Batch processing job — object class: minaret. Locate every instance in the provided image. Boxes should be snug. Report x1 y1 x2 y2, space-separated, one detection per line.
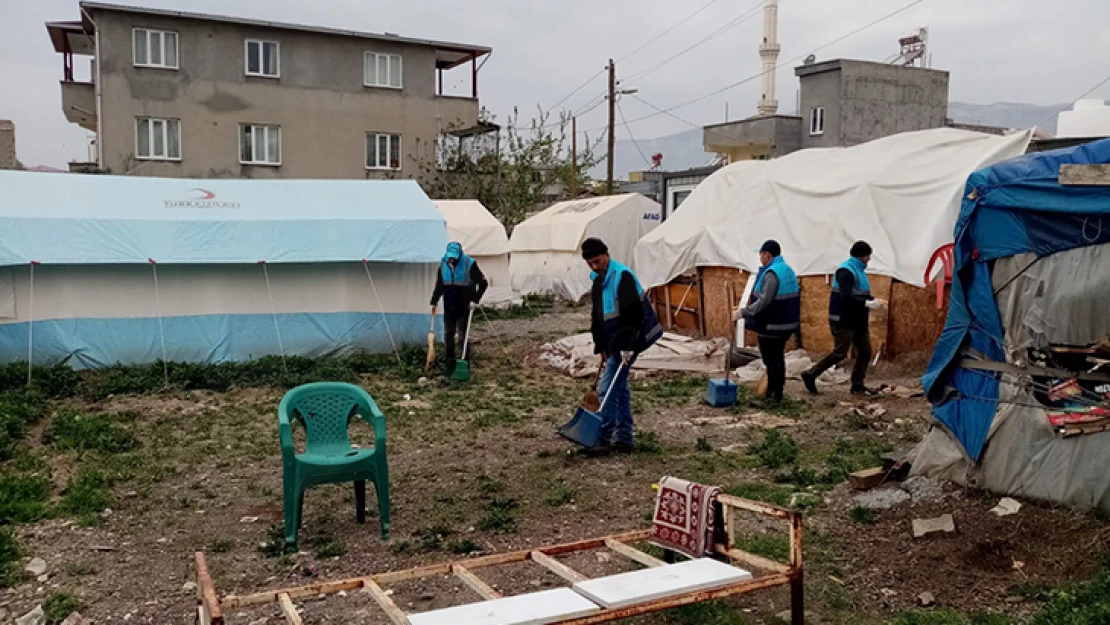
757 0 780 116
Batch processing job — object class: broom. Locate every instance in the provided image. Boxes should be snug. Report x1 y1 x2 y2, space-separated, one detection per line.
424 307 436 372
580 364 603 412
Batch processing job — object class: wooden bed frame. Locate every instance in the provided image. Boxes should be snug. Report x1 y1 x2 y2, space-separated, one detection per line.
195 493 804 625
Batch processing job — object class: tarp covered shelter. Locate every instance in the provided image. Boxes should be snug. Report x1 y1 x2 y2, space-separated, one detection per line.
0 171 447 368
913 138 1110 511
632 129 1032 354
434 199 520 306
510 193 662 301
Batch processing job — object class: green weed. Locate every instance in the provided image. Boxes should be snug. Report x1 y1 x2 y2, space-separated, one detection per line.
892 610 1011 625
259 525 295 558
63 561 98 577
0 529 22 589
0 473 51 524
208 537 235 554
634 431 664 454
1032 567 1110 625
849 505 876 524
544 481 577 507
478 497 519 534
45 409 139 454
666 599 748 624
60 468 111 525
43 591 84 624
747 430 799 470
696 437 713 453
734 534 790 562
823 437 893 484
389 540 413 555
724 483 795 507
447 539 482 555
313 539 347 558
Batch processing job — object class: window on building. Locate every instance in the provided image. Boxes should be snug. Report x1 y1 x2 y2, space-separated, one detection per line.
366 133 402 170
364 52 403 89
133 28 178 69
135 117 181 160
245 40 280 77
810 106 825 136
240 124 281 165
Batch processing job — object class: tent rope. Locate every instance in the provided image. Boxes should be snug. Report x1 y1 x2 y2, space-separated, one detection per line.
26 262 37 386
149 260 170 388
362 260 401 365
478 306 511 356
260 262 288 374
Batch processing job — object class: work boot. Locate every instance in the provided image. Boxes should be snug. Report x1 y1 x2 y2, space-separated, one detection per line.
613 441 635 454
850 384 877 396
801 371 819 395
582 441 612 458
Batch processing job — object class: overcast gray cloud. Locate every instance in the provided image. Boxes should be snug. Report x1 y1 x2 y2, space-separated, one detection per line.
2 0 1108 168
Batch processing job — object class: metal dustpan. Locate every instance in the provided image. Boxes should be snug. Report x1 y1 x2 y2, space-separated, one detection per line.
558 362 624 448
451 307 476 381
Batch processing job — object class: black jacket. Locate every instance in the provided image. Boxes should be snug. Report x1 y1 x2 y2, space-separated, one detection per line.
430 261 489 316
590 271 643 355
832 267 870 329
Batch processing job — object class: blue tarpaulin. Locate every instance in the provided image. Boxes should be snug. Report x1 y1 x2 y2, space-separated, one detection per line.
923 139 1110 461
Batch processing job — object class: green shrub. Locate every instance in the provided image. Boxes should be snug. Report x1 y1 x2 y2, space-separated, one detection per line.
823 436 893 484
0 390 47 460
724 483 794 507
849 505 876 524
1032 567 1110 625
43 591 84 624
60 469 111 525
478 497 519 534
0 529 22 588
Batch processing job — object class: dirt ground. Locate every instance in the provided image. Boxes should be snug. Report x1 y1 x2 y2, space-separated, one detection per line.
2 308 1108 624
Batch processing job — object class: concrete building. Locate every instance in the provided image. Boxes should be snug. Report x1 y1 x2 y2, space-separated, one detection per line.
621 165 721 221
47 2 491 179
704 59 950 163
0 121 16 170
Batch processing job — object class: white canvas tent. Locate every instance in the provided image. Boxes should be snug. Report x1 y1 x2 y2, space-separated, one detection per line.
633 128 1033 289
434 199 520 306
510 193 662 300
0 171 447 368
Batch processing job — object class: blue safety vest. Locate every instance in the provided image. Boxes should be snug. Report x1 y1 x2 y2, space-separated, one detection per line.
745 256 801 336
828 257 871 325
593 260 663 354
441 242 474 287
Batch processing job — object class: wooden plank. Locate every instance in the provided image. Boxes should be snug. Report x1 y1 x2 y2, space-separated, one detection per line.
222 530 651 609
604 539 665 568
279 593 303 625
452 564 502 600
664 286 673 330
713 545 790 574
959 358 1110 383
1060 163 1110 186
557 573 792 625
849 467 886 490
194 552 223 625
717 494 793 519
531 551 589 583
364 579 411 625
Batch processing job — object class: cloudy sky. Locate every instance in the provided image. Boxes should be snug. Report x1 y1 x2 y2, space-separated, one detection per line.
2 0 1108 167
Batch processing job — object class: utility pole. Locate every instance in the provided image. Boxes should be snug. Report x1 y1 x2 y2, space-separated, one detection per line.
606 59 616 194
571 116 578 197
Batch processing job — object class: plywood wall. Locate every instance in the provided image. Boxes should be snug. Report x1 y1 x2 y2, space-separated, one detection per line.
888 280 950 355
699 266 749 342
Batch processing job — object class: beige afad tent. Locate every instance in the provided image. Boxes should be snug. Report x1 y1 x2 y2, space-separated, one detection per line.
509 194 663 301
434 200 521 307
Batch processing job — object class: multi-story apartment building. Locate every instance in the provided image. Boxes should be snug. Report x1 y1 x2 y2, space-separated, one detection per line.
47 2 491 179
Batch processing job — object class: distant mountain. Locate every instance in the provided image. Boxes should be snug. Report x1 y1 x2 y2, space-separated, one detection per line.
596 102 1068 180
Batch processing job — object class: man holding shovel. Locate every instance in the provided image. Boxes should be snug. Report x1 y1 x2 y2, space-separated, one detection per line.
582 237 663 454
733 240 800 404
430 242 488 377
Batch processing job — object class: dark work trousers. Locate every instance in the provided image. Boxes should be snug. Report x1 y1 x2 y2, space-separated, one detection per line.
758 335 788 402
808 325 872 386
442 309 470 369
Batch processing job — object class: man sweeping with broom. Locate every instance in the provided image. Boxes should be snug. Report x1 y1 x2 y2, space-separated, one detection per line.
581 237 663 454
430 242 488 378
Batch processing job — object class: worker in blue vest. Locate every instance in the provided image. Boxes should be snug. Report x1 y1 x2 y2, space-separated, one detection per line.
430 242 488 376
582 237 663 454
802 241 886 395
732 240 800 403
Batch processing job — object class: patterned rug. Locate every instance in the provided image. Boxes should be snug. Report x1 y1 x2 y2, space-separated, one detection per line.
649 476 721 559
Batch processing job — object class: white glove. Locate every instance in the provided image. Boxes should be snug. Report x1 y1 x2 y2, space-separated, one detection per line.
469 301 478 310
865 299 886 310
620 350 634 364
732 309 743 321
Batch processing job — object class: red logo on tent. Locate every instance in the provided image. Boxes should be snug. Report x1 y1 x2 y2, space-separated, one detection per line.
189 188 216 200
164 189 240 209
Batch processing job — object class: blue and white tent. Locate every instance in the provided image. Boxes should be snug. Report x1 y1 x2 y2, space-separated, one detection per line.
0 171 447 368
912 139 1110 511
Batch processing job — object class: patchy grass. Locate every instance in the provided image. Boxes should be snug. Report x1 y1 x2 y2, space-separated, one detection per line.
63 561 98 577
695 437 713 453
0 528 22 589
45 409 139 454
724 483 795 507
747 430 799 470
413 524 454 552
544 480 577 507
207 537 235 554
634 430 664 454
664 600 748 624
892 610 1012 625
259 525 294 558
849 505 876 524
1032 566 1110 624
478 497 519 534
43 591 84 624
0 472 51 524
313 538 348 559
0 390 47 460
823 436 893 484
734 534 790 562
447 538 482 555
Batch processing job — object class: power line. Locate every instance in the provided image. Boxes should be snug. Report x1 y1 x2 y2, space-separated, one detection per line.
617 99 652 167
623 0 764 84
583 0 927 134
1029 74 1110 131
616 0 725 64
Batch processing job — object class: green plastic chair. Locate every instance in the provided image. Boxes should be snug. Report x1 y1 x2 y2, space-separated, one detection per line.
278 382 390 546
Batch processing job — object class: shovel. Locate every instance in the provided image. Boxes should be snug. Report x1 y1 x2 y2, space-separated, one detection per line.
558 360 625 448
424 307 437 372
451 306 477 381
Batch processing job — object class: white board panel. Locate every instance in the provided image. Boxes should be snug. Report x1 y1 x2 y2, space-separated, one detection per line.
407 588 600 625
571 558 753 609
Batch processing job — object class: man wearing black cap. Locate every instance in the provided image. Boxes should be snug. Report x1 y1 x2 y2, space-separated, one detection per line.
581 237 663 453
732 240 800 403
801 241 886 395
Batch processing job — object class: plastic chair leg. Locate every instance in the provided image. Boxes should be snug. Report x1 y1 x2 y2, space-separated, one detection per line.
354 480 366 524
374 477 391 539
284 486 304 546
